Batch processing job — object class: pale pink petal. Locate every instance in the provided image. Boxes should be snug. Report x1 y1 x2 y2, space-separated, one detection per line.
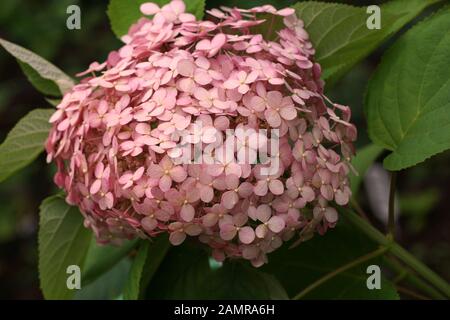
196 39 211 51
202 127 217 143
141 217 157 232
138 136 159 146
225 163 242 177
169 0 185 14
147 164 164 179
220 224 237 240
160 156 173 170
178 78 195 92
49 109 63 123
269 179 284 195
277 8 295 16
193 87 209 100
135 123 151 135
269 77 284 85
211 33 226 48
194 70 212 85
255 224 268 238
238 84 250 94
195 56 210 69
133 167 145 180
169 231 186 245
223 79 240 90
254 180 268 196
90 179 101 194
335 189 349 205
321 184 334 201
179 12 195 22
118 173 132 185
224 174 239 189
302 186 315 202
207 164 223 176
177 59 194 77
324 207 338 223
256 204 271 222
140 3 160 15
265 109 281 127
202 213 219 227
180 204 195 222
103 193 114 209
272 199 288 212
57 118 70 131
200 186 214 203
239 227 255 244
94 162 105 179
186 188 200 202
250 96 266 112
184 224 202 236
159 175 172 192
280 106 297 120
221 191 239 209
268 216 285 233
238 182 253 197
170 166 187 182
247 206 258 221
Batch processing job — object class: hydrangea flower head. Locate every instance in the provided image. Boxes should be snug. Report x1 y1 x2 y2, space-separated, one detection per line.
46 0 356 267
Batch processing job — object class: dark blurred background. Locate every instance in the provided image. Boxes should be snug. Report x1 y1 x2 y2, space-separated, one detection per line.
0 0 448 299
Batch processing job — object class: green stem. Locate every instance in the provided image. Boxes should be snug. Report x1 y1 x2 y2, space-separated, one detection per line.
395 285 430 300
343 208 450 298
390 242 450 298
293 247 388 300
383 255 445 299
388 171 397 238
350 197 370 221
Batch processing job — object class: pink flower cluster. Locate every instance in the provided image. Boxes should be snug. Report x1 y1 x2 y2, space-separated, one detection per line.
46 0 356 267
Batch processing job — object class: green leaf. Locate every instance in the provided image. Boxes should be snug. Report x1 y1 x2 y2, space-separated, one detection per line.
185 0 205 21
145 243 209 299
107 0 205 38
294 0 440 84
249 13 285 42
350 144 384 196
262 217 399 299
75 258 131 300
38 196 92 300
82 238 138 286
123 236 170 300
18 61 60 96
146 243 287 299
200 262 289 300
366 7 450 171
0 38 74 95
0 109 53 183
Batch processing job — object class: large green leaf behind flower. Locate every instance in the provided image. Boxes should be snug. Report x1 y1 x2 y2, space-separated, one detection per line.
262 217 399 299
0 109 53 183
294 0 441 84
39 196 92 300
0 38 74 95
107 0 205 38
366 7 450 170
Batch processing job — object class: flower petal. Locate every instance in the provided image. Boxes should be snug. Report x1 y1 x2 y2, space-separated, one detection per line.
269 179 284 195
268 216 285 233
220 224 237 240
238 226 255 244
169 231 186 246
180 204 195 222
